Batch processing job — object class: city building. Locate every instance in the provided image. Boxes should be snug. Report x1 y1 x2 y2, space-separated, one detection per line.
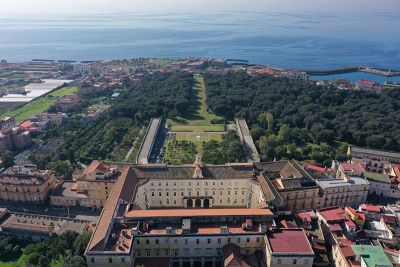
332 245 392 267
355 80 383 92
317 206 358 246
336 162 366 180
256 161 320 211
36 112 68 125
347 145 400 172
316 178 369 208
0 117 31 153
0 208 88 242
0 165 57 204
363 171 400 198
51 161 120 208
264 228 314 267
53 94 82 112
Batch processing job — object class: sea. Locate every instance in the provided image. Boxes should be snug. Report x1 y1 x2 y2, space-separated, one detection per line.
0 11 399 82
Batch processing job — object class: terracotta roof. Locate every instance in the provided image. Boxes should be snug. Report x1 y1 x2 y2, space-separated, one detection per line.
340 246 355 258
341 162 365 173
267 228 314 254
86 167 137 252
359 204 381 213
223 244 250 267
125 208 272 218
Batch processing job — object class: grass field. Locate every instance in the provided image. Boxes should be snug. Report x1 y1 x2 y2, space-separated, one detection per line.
167 76 225 132
2 86 78 122
174 132 224 154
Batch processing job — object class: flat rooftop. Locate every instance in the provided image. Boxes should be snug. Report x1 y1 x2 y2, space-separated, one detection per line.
52 181 89 198
137 118 161 164
267 228 314 254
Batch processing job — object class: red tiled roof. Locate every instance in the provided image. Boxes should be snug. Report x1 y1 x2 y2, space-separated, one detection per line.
298 213 312 223
318 206 349 223
303 162 328 173
267 229 314 254
359 204 381 213
340 246 355 258
341 162 365 173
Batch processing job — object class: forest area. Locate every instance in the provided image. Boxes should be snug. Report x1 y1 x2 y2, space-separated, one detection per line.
204 71 400 165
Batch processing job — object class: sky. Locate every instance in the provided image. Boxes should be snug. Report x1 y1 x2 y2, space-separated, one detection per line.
1 0 399 14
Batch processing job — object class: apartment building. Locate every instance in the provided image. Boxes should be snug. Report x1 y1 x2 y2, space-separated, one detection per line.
347 145 400 172
316 178 369 208
0 165 56 203
0 117 31 153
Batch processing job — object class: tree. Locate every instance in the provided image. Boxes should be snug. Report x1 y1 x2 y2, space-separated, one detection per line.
258 112 274 131
62 255 87 267
1 150 14 168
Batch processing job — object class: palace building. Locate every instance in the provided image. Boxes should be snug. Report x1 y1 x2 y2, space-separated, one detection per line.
84 159 316 267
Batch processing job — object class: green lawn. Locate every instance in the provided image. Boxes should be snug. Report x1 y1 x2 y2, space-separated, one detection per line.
175 132 224 154
2 86 78 122
167 76 225 132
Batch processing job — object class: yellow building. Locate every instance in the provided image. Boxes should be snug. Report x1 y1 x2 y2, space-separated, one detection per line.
50 161 119 208
0 165 56 204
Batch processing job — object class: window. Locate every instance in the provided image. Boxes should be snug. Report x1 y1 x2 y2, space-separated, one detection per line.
277 259 282 264
256 237 260 243
174 191 176 196
156 250 160 256
305 259 309 264
194 248 201 255
174 239 178 245
136 240 140 245
237 238 240 243
146 239 149 245
138 250 141 256
183 248 190 256
164 249 169 256
155 239 159 244
146 250 151 256
159 192 162 196
218 238 221 244
91 258 94 263
293 259 297 264
109 258 112 263
174 249 179 257
246 238 250 243
151 192 155 197
196 239 200 244
227 238 231 243
228 191 231 195
207 239 211 244
206 248 212 256
235 191 238 195
185 239 188 245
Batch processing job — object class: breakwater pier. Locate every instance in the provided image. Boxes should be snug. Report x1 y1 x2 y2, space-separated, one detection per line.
303 66 400 77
